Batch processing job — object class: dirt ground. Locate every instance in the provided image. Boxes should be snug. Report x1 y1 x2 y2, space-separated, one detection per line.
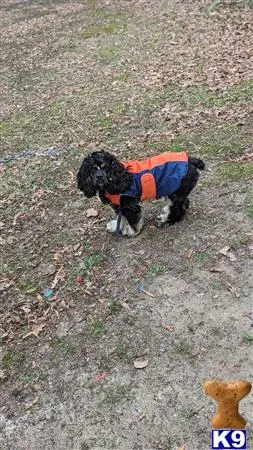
0 0 253 449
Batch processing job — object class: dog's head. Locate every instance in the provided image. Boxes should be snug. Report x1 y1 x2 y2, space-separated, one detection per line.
77 150 132 197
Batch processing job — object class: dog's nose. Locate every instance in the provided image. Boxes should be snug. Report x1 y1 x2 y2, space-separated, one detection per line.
93 170 107 186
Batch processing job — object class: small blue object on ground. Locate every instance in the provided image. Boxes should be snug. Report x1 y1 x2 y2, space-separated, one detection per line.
138 283 145 291
44 288 53 298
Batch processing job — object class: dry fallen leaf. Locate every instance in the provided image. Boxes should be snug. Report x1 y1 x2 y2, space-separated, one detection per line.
227 251 236 262
38 262 56 277
121 301 131 310
219 246 236 261
25 396 39 410
51 265 65 289
134 358 149 369
225 282 240 298
139 411 147 420
0 370 7 381
23 323 46 339
13 211 29 226
186 248 194 259
86 208 98 218
35 189 45 198
53 252 62 262
219 245 230 256
164 325 174 332
209 267 225 273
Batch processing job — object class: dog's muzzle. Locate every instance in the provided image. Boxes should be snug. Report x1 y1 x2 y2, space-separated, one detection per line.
93 169 107 188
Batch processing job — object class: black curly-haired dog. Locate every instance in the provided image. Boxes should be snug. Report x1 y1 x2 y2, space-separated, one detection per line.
77 150 205 237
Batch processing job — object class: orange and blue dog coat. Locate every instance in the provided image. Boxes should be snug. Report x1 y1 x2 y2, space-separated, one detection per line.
104 151 189 206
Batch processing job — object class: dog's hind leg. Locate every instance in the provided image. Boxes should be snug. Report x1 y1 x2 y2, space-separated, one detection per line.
166 197 190 224
157 164 199 226
167 164 199 225
156 200 172 228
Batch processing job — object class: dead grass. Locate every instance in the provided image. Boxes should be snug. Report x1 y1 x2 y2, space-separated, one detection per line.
1 1 253 447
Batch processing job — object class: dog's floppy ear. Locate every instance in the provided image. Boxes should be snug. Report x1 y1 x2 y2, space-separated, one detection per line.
77 157 97 198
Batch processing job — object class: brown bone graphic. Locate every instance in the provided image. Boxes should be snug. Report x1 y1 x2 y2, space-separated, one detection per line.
204 379 252 429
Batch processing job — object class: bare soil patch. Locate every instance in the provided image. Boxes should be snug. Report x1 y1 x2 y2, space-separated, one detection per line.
0 1 253 449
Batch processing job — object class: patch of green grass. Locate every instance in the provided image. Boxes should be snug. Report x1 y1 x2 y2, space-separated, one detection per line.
108 300 122 315
0 263 15 278
20 373 37 384
98 43 120 63
162 80 253 110
114 103 128 117
247 207 253 218
180 261 194 274
173 341 192 355
101 385 131 405
231 234 250 249
91 318 105 337
243 185 253 218
0 107 59 153
170 140 190 152
226 80 253 104
20 281 39 294
50 338 75 355
211 327 224 336
245 188 253 218
146 39 158 50
143 142 165 154
149 265 166 276
195 251 211 263
183 85 222 108
114 71 132 82
116 343 129 359
243 333 253 344
208 0 221 12
183 408 200 419
0 95 87 155
96 438 118 449
2 348 22 370
0 119 13 138
81 254 103 272
50 99 69 116
97 114 114 130
0 112 34 140
202 137 245 157
170 123 250 158
217 163 253 181
38 373 49 382
211 281 223 290
83 21 127 39
196 60 204 74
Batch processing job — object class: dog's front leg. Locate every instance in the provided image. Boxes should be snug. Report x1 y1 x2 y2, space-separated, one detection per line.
106 204 122 234
119 196 143 237
107 196 143 237
98 193 121 234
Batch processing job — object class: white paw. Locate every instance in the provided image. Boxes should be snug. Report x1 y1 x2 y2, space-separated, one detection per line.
121 217 144 237
157 204 170 226
106 219 118 233
106 216 143 237
121 224 137 237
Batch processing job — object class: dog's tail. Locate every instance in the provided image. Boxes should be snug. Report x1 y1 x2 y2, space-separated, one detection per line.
188 156 205 170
